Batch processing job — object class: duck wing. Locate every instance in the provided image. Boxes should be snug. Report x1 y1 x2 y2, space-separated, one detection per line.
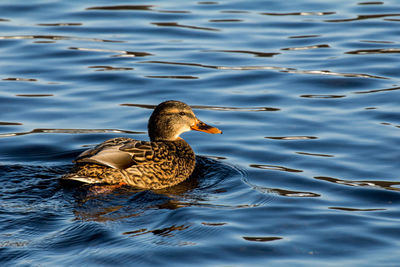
75 137 167 170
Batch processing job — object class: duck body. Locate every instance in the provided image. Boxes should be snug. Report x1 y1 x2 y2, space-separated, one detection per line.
63 100 221 189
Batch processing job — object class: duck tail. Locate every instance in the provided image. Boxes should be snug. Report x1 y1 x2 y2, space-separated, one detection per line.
61 173 99 184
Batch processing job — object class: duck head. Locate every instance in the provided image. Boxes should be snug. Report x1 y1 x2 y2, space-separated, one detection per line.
148 100 222 141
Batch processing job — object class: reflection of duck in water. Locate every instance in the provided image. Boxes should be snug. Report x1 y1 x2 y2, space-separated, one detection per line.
63 100 222 189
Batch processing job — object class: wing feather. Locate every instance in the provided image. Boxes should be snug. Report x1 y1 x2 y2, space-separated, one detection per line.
74 137 171 170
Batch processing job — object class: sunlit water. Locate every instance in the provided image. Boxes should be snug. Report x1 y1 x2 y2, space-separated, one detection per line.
1 0 399 266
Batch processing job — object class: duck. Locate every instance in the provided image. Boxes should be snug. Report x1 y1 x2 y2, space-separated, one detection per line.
62 100 222 189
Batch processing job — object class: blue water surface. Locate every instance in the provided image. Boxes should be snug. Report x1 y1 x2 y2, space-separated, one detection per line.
0 0 399 266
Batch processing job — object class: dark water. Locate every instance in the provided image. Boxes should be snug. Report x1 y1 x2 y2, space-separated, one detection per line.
1 0 399 266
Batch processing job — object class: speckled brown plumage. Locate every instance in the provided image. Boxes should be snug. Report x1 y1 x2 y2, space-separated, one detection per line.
62 100 221 189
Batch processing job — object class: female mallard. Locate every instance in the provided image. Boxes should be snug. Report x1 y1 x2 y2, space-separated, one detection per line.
63 100 222 189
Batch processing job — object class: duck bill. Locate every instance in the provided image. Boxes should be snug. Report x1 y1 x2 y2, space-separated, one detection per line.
191 119 222 134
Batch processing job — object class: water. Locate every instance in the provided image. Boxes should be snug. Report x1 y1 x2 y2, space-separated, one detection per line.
0 0 399 266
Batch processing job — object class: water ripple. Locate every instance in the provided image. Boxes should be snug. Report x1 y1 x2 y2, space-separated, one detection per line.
346 48 400 55
37 23 82 27
325 13 400 23
270 188 320 198
328 207 385 212
315 176 400 192
0 35 122 43
274 189 319 197
265 136 318 140
86 5 154 11
353 86 400 94
89 66 134 71
0 128 143 138
2 77 37 82
281 44 330 51
242 236 282 242
261 12 335 16
282 69 388 80
249 164 303 173
210 50 280 57
141 60 389 79
15 94 54 97
357 2 384 5
209 19 243 22
145 75 198 79
300 94 346 98
151 22 219 32
123 224 191 238
86 5 190 14
0 121 23 126
69 47 151 57
296 152 335 158
289 34 320 39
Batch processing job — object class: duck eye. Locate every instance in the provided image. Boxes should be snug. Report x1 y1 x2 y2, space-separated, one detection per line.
179 111 186 116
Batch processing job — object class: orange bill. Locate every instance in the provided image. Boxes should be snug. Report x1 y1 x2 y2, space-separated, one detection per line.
191 119 222 134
